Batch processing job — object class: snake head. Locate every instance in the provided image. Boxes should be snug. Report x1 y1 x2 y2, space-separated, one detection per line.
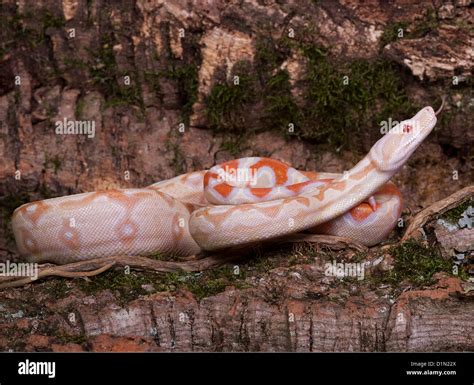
369 106 437 172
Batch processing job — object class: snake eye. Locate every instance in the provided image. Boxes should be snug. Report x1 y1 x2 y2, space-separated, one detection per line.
402 124 412 133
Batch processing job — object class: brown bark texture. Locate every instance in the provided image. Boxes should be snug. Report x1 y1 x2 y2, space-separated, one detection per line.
0 0 473 352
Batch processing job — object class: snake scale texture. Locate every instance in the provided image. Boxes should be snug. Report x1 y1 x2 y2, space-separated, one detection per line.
11 107 437 264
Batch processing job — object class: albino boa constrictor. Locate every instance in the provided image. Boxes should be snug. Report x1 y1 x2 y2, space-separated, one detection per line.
12 107 437 264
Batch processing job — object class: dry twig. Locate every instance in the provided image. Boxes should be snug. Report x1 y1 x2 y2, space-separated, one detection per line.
276 233 368 252
401 185 474 242
0 251 244 289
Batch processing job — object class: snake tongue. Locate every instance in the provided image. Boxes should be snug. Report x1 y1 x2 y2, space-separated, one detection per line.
367 196 377 211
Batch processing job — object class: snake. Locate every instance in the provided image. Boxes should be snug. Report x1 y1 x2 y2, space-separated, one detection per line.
11 106 437 264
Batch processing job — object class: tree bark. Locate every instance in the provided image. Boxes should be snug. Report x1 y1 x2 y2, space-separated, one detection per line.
0 0 473 352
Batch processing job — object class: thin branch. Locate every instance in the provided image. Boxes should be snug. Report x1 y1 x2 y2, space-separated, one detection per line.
0 251 245 289
401 185 474 242
0 263 115 289
276 233 368 252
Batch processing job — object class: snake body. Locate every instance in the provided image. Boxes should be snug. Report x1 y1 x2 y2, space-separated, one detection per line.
12 107 437 264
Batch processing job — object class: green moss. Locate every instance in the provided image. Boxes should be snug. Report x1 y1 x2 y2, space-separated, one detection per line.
254 36 289 75
0 9 65 53
262 70 300 131
380 10 439 50
243 243 314 272
64 243 370 303
41 10 65 31
75 97 85 119
205 38 297 137
349 251 371 264
380 21 409 48
372 240 452 287
297 46 414 149
143 72 163 98
104 79 143 111
288 251 314 267
89 36 144 111
219 135 248 157
176 265 250 300
90 42 116 86
43 154 62 174
43 279 71 299
76 264 250 303
141 64 198 123
204 39 414 152
440 198 473 225
159 64 199 124
153 246 309 302
410 9 439 38
57 333 87 345
0 12 36 53
111 145 118 157
72 244 289 303
205 64 256 134
63 58 88 72
77 269 160 304
165 140 186 175
38 183 54 199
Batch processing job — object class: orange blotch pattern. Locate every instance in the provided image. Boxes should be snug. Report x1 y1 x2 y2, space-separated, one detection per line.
327 181 346 191
172 213 185 242
300 171 319 180
250 187 272 198
376 183 402 198
19 228 39 254
350 162 376 181
250 158 289 185
17 201 50 226
203 171 219 187
115 219 139 247
349 203 379 222
214 183 233 198
286 181 312 193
